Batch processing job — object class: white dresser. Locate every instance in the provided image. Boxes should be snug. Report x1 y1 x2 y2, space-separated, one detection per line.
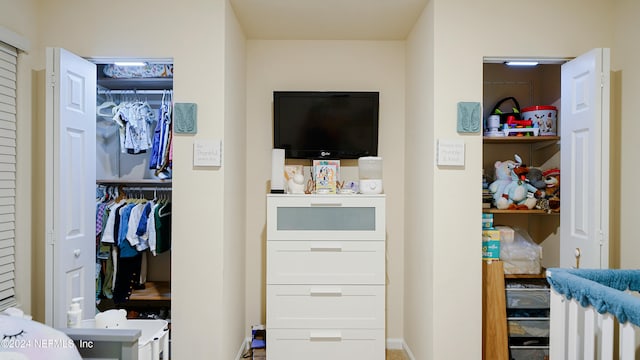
266 194 386 360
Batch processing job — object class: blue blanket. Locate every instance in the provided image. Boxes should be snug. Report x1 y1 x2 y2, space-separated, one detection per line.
546 268 640 327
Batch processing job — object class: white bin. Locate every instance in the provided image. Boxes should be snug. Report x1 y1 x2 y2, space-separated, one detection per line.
80 319 169 360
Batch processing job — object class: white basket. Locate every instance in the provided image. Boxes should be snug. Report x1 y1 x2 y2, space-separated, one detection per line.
81 319 169 360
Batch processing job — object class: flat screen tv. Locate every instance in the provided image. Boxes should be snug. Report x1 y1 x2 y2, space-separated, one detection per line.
273 91 379 159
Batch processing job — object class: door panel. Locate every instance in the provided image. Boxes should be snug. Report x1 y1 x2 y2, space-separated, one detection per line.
45 48 96 327
560 48 610 269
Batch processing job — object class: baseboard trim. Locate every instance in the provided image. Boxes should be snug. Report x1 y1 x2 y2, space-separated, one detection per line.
237 336 414 359
234 337 251 360
386 338 404 350
402 339 417 360
387 338 416 360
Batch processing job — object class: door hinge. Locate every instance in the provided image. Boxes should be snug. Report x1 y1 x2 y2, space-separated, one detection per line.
598 230 605 246
49 72 56 88
47 230 55 246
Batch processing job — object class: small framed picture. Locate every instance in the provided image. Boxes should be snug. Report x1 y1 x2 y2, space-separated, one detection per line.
313 160 340 194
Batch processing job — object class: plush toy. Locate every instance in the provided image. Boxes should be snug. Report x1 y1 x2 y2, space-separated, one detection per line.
525 167 547 192
488 155 539 210
95 309 128 329
287 172 305 194
543 168 560 212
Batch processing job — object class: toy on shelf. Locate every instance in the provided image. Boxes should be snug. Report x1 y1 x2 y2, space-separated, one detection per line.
503 115 539 137
535 168 560 213
488 154 544 210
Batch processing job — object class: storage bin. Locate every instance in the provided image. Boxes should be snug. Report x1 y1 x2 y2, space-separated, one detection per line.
506 289 550 309
79 319 169 360
508 318 549 338
509 346 549 360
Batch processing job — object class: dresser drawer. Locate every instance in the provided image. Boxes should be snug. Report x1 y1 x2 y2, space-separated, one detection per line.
266 328 385 360
267 241 385 285
267 195 385 241
267 285 384 329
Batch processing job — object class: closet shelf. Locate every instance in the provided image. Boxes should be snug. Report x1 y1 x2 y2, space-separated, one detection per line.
483 136 560 144
97 77 173 91
483 209 558 215
505 270 547 279
129 281 171 301
97 179 172 186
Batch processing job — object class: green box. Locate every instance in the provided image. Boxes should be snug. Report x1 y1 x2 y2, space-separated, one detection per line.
482 229 501 260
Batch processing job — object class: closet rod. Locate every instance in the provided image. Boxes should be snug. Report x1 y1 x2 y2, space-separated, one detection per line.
121 186 172 192
97 89 171 95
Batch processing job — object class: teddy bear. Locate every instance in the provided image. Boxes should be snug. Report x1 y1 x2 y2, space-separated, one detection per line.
488 155 539 210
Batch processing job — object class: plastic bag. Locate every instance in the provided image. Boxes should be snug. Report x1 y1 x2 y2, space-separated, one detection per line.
500 227 542 274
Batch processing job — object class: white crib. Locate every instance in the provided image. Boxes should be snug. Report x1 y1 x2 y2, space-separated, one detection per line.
546 268 640 360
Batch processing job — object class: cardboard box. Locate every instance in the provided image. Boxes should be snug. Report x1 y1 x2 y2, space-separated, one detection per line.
482 229 501 260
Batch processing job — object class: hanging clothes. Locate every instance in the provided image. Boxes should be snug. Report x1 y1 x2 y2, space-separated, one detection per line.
149 90 173 178
95 185 171 303
113 99 155 154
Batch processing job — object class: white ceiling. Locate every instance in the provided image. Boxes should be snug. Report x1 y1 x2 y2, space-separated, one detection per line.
230 0 429 40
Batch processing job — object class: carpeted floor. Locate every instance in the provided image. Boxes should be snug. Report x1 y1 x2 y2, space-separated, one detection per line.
386 349 409 360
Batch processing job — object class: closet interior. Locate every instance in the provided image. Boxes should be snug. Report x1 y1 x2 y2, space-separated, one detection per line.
94 61 173 323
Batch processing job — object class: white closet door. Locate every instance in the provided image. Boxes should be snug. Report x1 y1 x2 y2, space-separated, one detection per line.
560 48 610 269
45 47 96 327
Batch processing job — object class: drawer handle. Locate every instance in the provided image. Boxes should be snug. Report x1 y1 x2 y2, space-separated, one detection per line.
309 331 342 342
309 243 342 252
310 245 342 252
310 288 343 297
310 202 343 207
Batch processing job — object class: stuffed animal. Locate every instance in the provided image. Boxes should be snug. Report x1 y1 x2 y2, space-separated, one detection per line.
95 309 128 329
543 168 560 212
525 167 547 192
488 155 538 210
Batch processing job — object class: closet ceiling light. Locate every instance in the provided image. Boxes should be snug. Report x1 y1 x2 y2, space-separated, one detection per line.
114 61 147 67
504 61 539 67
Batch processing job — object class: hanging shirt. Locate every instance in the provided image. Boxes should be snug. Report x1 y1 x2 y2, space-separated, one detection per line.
114 101 154 154
155 202 171 254
101 201 126 244
118 203 139 258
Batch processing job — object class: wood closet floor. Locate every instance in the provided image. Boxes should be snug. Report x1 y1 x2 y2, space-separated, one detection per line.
386 349 409 360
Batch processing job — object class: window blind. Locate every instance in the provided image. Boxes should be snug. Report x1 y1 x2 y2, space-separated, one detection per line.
0 41 17 310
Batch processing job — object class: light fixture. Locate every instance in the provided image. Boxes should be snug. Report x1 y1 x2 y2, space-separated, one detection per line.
114 61 147 67
504 61 539 67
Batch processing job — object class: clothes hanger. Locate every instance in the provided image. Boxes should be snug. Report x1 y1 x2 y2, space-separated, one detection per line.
96 90 117 117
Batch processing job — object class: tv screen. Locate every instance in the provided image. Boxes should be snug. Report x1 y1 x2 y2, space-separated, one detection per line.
273 91 379 159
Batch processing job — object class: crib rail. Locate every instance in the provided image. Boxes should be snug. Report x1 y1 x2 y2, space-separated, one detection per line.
546 268 640 360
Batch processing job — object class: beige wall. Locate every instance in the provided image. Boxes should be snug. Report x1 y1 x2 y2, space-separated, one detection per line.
244 40 406 339
2 0 248 358
0 0 39 318
613 0 640 269
404 0 615 358
404 1 435 358
223 2 248 357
